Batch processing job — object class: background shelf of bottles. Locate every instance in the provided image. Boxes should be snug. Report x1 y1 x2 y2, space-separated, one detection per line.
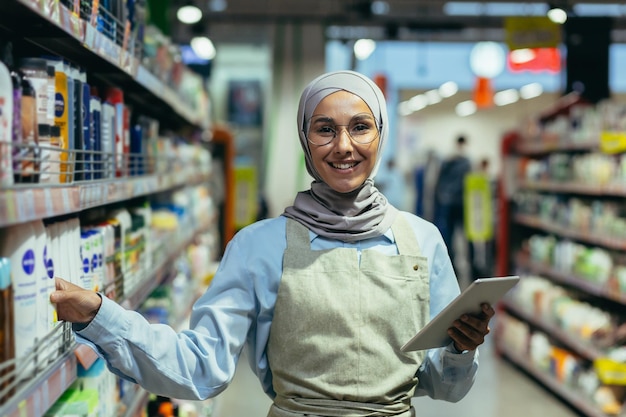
0 0 210 130
0 140 212 227
0 208 217 416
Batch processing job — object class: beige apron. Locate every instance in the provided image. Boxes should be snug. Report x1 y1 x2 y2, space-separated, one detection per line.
267 216 430 417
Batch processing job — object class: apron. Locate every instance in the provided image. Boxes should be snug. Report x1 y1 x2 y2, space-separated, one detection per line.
267 216 430 417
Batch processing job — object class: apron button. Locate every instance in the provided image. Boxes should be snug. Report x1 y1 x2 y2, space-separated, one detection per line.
413 265 419 271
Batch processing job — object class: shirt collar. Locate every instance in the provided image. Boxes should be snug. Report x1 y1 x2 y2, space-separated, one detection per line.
309 228 396 243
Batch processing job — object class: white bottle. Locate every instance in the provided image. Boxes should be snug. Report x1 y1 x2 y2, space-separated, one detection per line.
30 220 50 368
0 222 38 379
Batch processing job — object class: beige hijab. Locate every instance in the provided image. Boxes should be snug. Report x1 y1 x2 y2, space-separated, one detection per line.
283 70 398 242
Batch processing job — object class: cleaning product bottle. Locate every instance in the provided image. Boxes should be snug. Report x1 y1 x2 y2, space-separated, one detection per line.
0 59 13 187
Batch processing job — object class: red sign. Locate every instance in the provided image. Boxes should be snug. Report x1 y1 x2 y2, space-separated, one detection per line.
507 48 561 73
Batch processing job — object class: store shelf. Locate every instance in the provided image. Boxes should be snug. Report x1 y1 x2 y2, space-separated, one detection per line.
501 300 604 361
514 213 626 251
515 252 626 306
1 350 78 417
0 215 215 415
518 180 626 197
0 0 209 130
0 170 210 228
497 339 607 417
516 138 598 155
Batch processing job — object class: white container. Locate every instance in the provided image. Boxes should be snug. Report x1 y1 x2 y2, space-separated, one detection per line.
0 222 38 379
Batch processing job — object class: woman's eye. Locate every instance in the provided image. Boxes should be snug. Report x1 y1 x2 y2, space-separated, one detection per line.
318 126 335 135
352 123 370 133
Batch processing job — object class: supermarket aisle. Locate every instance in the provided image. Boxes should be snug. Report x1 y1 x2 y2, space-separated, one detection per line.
212 331 577 417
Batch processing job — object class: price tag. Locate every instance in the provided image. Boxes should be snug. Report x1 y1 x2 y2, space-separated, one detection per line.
594 357 626 385
600 131 626 154
84 20 97 50
61 187 71 213
44 188 54 216
18 400 27 417
33 387 42 417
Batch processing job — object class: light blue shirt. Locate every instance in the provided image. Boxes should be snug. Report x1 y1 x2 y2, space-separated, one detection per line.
76 212 479 404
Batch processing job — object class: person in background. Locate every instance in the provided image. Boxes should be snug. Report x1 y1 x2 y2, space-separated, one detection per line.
375 158 408 209
466 158 496 280
413 149 440 223
434 135 472 277
50 71 494 417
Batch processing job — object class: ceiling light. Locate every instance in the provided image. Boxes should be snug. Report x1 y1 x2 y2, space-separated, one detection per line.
469 42 506 79
494 89 520 106
509 49 536 64
177 4 203 24
438 81 458 98
425 89 442 104
573 3 624 16
398 101 414 116
547 7 568 24
191 36 216 60
456 100 477 117
444 2 548 16
354 39 377 60
520 83 543 99
408 94 428 111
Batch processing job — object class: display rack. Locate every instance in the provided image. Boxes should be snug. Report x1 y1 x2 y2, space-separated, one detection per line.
496 96 626 416
0 0 216 415
0 0 209 131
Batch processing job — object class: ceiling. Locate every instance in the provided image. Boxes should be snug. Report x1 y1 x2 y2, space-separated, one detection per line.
171 0 626 44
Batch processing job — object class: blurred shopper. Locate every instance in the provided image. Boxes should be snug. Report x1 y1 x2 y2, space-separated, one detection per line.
435 135 472 276
414 149 440 222
465 158 495 280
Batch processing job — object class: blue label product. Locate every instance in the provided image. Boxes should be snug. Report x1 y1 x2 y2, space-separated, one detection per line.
90 95 102 179
130 123 143 176
31 220 51 368
81 78 92 181
72 76 83 181
101 101 115 179
52 63 70 183
0 222 38 380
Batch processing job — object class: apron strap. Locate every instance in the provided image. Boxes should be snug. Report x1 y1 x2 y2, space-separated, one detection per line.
390 214 422 256
286 218 312 251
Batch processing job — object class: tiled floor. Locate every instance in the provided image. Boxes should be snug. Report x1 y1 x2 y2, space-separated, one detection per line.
212 333 578 417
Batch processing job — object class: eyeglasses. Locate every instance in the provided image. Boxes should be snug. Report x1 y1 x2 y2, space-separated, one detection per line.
305 113 380 146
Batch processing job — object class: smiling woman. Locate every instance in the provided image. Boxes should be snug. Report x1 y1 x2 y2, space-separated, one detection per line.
51 70 494 417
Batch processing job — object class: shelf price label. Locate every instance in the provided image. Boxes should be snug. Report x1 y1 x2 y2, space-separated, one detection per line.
600 131 626 154
594 357 626 385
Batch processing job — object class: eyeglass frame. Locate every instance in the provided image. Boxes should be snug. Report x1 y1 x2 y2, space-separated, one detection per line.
303 113 382 146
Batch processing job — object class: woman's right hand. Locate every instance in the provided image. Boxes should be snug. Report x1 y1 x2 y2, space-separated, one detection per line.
50 277 103 324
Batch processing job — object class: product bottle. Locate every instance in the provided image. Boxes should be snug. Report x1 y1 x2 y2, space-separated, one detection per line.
0 257 15 402
0 222 38 380
0 59 13 187
16 77 40 183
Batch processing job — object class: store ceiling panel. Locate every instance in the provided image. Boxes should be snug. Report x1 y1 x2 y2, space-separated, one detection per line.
172 1 626 44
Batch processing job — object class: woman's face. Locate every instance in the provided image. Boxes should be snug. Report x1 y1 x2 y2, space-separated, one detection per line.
308 91 380 193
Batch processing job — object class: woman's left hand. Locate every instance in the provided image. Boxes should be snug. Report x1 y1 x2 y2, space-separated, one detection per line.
447 303 495 352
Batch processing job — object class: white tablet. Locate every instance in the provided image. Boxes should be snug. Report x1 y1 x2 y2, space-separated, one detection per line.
400 276 520 352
